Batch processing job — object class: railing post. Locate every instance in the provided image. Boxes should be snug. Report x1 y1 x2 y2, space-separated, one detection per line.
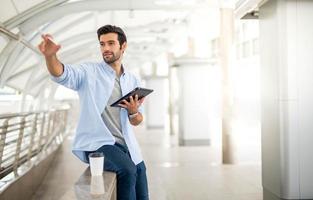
63 110 68 135
44 111 55 152
13 116 26 176
55 110 64 144
37 112 46 154
54 111 60 144
0 119 9 170
44 111 52 152
51 111 57 146
58 110 66 143
27 113 38 166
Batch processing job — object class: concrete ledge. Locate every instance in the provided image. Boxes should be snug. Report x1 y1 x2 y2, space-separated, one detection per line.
0 147 59 200
59 168 116 200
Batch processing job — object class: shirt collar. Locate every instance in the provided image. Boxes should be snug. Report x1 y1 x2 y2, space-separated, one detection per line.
102 61 126 77
121 65 126 76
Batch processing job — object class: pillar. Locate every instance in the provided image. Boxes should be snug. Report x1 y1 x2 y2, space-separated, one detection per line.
260 0 313 199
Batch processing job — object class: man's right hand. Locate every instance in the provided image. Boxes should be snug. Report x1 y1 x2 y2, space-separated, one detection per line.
38 34 64 77
38 34 61 57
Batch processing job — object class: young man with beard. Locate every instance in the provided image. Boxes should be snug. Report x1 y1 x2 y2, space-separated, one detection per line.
38 25 149 200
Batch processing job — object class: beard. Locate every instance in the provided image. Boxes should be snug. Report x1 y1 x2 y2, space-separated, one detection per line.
102 51 122 64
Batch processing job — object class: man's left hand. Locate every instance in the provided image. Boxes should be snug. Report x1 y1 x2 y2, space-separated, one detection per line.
118 95 145 114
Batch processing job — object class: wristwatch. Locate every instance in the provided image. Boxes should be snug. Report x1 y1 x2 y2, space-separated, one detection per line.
128 112 139 119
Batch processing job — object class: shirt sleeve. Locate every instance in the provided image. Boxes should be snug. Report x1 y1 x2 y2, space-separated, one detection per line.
50 63 86 91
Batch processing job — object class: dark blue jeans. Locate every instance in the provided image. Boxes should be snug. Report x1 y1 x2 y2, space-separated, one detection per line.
86 143 149 200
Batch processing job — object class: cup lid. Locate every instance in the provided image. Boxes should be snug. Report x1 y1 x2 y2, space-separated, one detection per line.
89 152 104 158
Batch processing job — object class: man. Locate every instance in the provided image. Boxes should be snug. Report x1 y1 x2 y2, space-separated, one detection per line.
38 25 149 200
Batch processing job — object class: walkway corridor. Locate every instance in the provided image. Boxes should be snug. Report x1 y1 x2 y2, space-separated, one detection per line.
32 126 262 200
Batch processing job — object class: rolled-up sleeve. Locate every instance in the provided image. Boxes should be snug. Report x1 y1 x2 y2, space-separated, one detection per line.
50 63 86 91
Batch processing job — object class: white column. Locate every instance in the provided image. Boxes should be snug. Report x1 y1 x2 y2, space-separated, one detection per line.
174 57 222 147
220 7 235 164
143 77 168 129
260 0 313 199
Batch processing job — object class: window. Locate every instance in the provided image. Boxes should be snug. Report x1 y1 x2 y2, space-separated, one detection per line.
252 38 259 55
242 41 251 58
210 38 219 58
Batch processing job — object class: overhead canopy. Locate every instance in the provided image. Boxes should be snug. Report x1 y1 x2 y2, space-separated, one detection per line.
0 0 219 97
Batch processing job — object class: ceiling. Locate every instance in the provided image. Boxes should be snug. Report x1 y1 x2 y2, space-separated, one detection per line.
0 0 222 98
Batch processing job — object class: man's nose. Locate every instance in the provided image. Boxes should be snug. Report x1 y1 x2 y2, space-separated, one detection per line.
101 45 110 51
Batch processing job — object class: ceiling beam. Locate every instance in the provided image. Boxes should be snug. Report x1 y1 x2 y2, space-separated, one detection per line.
18 0 200 34
0 26 41 54
4 0 70 30
21 61 46 97
6 64 37 82
8 12 93 67
0 44 25 87
0 40 19 76
40 12 94 38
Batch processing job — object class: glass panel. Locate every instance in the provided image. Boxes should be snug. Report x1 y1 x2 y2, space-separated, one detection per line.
0 35 9 54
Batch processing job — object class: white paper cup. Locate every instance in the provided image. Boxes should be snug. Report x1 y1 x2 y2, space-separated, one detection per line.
90 175 105 195
89 152 104 176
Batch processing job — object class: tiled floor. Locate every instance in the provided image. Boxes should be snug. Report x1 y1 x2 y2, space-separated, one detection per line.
32 126 263 200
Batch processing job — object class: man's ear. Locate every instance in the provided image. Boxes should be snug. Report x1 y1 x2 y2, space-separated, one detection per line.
121 42 127 53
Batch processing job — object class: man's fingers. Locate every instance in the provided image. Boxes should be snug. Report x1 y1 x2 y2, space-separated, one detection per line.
41 34 57 45
38 41 45 52
118 104 127 108
45 33 53 38
122 99 130 106
129 96 134 104
42 34 49 42
41 34 53 39
139 97 145 104
56 44 61 51
134 95 139 102
38 42 42 50
38 34 61 57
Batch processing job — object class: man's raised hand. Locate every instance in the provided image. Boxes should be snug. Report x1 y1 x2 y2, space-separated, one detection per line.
38 34 61 57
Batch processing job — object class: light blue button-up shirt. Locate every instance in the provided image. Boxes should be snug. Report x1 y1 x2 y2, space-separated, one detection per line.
50 61 144 165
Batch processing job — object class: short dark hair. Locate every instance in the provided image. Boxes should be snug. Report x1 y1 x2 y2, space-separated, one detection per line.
97 25 127 46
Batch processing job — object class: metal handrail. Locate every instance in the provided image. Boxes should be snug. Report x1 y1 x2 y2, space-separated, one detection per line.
0 26 41 55
0 108 69 180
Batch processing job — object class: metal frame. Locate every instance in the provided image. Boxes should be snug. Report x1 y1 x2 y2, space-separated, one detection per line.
0 40 19 78
0 109 69 180
18 0 197 34
0 14 97 91
6 64 37 83
18 60 46 98
0 43 24 87
4 0 70 30
0 26 41 54
1 1 190 101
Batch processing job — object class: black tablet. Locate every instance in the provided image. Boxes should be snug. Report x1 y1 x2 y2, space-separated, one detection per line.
110 87 153 107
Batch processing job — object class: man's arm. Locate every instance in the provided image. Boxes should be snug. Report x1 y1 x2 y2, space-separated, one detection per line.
128 112 143 126
38 34 63 77
119 95 145 126
38 34 85 91
45 54 63 77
